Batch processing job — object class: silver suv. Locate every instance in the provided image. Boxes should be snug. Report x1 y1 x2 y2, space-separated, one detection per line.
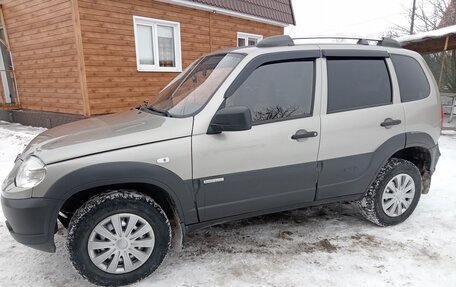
1 36 441 286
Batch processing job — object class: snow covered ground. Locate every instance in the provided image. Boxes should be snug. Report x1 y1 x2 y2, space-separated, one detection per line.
0 120 455 287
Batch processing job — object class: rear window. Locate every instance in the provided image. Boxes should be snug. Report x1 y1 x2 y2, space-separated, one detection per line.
327 59 392 113
391 54 430 102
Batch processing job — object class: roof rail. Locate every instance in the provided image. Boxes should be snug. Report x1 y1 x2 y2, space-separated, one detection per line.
377 37 402 48
293 36 383 42
256 35 294 48
256 35 401 48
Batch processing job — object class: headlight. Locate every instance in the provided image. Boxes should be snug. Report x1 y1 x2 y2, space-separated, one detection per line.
15 156 46 188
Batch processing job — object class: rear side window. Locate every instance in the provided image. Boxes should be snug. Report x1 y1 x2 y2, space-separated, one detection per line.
226 61 314 123
391 54 430 102
327 59 392 113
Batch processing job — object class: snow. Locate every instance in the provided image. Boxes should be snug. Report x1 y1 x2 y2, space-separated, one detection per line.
396 24 456 45
0 121 455 287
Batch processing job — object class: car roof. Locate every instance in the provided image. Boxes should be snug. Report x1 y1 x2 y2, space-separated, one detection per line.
215 36 420 59
226 44 407 57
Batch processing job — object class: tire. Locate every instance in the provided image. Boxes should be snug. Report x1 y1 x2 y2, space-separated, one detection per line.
357 158 422 227
67 190 171 286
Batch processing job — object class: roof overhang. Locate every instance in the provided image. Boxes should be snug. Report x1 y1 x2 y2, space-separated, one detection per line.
397 25 456 53
156 0 290 27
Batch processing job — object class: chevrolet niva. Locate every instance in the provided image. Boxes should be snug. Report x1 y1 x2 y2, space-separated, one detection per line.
1 36 441 286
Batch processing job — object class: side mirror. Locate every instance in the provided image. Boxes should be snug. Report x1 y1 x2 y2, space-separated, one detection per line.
208 106 252 134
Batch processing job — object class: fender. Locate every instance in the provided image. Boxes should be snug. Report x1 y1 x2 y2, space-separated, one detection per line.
45 162 199 225
405 131 440 174
405 131 437 149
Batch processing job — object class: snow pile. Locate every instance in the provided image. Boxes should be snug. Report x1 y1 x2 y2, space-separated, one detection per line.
0 122 455 287
397 24 456 45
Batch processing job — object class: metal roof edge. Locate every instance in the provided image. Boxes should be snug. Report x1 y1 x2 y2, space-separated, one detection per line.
157 0 291 27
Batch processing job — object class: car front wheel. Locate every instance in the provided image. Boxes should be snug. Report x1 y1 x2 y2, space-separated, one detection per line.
67 190 171 286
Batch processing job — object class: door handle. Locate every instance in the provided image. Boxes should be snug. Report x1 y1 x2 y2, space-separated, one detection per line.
380 118 402 128
291 129 318 140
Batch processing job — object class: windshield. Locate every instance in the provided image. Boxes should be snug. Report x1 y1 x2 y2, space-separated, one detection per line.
149 53 245 117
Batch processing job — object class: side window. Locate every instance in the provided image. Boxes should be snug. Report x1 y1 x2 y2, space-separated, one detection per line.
391 54 430 102
327 59 392 113
237 32 263 47
226 61 314 123
133 16 182 72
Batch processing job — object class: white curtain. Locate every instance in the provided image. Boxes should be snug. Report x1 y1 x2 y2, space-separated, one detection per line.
158 25 175 67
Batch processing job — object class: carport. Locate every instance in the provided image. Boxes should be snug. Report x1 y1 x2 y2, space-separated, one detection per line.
397 25 456 130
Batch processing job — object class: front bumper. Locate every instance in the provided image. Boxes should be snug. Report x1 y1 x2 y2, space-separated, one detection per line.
1 196 61 252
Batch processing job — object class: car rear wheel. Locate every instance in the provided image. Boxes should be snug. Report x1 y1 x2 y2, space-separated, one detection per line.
67 190 171 286
357 158 422 226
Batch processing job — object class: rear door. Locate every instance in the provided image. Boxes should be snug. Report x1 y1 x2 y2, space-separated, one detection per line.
192 51 322 221
316 50 406 200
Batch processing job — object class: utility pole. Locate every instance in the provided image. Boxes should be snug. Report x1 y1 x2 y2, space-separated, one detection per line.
410 0 417 34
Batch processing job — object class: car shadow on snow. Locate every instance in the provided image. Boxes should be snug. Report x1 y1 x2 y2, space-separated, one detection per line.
179 202 375 256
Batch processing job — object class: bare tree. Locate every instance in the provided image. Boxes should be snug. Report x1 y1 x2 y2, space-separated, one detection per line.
385 0 454 37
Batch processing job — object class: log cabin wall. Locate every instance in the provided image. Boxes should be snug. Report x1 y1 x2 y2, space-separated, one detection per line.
1 0 85 115
77 0 284 115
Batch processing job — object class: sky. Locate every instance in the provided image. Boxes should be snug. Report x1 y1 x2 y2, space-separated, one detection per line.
285 0 416 38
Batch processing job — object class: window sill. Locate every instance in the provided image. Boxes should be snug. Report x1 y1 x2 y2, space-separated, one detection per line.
137 67 182 73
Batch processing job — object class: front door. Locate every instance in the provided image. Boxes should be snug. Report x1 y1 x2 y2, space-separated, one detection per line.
193 55 321 221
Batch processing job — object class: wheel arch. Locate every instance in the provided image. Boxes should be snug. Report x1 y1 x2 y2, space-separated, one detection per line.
340 132 437 198
47 162 199 227
390 146 431 175
387 132 437 194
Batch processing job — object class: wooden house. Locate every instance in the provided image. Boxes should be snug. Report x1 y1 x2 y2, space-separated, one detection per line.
0 0 295 127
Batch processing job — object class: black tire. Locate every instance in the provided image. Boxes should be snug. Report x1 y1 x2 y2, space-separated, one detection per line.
67 190 171 286
357 158 422 227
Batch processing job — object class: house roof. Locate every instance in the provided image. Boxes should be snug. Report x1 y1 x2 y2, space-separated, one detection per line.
186 0 296 25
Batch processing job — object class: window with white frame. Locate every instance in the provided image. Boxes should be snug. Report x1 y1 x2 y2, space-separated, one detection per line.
133 16 182 72
237 32 263 47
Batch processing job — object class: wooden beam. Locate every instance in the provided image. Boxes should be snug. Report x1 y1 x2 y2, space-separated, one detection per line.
0 103 20 110
444 34 450 51
71 0 90 117
438 35 450 89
